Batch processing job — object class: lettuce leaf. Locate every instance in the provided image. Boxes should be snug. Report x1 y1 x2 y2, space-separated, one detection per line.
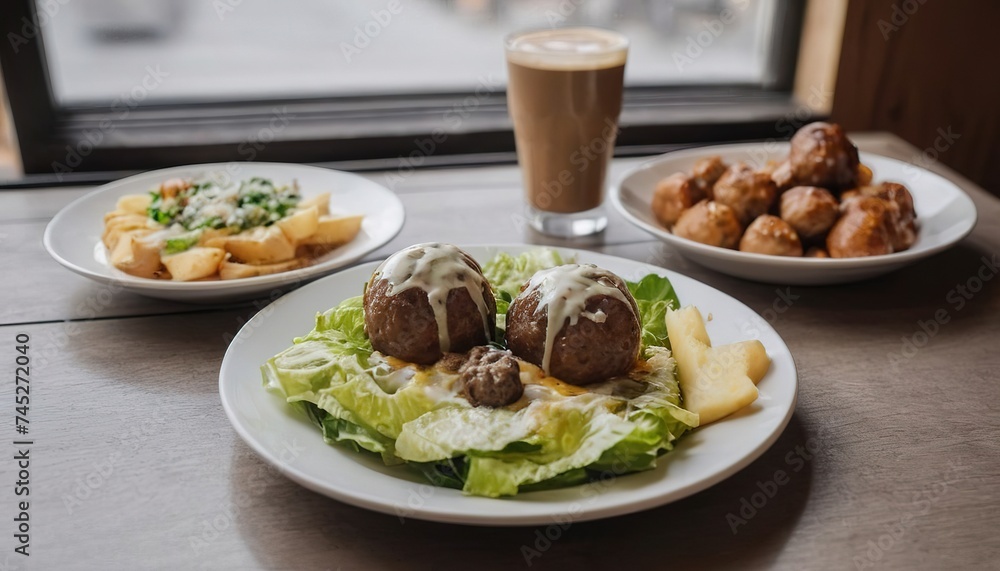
627 273 680 353
263 251 698 497
482 248 571 300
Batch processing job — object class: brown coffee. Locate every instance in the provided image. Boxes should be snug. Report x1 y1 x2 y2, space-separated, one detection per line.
505 29 627 215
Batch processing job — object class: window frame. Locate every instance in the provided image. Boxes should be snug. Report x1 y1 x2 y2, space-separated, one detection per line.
1 0 811 186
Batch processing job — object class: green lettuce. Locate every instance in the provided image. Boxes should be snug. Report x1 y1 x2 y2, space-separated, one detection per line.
264 250 698 497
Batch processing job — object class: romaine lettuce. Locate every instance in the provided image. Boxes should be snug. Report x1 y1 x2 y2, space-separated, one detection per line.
263 250 698 497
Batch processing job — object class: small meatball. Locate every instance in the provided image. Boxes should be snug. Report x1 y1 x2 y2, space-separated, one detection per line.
805 247 830 258
651 173 704 228
826 197 893 258
857 164 873 186
506 265 640 385
855 182 918 251
712 163 778 224
460 346 523 408
788 122 860 191
673 200 743 249
779 186 840 239
691 156 728 196
767 160 797 192
739 215 803 257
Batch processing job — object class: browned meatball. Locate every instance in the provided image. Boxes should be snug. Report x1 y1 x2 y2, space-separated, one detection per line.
788 122 860 191
857 164 873 186
768 160 797 192
691 155 728 196
651 173 705 228
673 200 742 249
506 265 640 385
459 346 523 408
712 163 778 224
739 215 803 257
826 197 893 258
364 243 496 365
779 186 840 239
805 247 830 258
855 182 918 251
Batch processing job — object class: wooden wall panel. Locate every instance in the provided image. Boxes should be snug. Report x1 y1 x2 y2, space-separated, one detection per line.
832 0 1000 195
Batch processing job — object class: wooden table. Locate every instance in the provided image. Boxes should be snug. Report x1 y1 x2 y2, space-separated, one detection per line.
2 133 998 570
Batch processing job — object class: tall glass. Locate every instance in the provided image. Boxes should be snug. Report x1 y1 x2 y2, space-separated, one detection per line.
505 27 629 237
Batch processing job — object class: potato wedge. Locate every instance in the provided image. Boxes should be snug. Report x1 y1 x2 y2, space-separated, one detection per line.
102 213 151 248
115 194 152 215
218 255 308 280
109 233 163 279
276 205 319 243
206 225 296 265
298 214 363 247
298 192 331 216
665 306 768 425
161 247 226 281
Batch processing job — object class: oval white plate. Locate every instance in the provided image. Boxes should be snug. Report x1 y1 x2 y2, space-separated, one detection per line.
43 162 405 302
611 143 978 285
219 245 797 526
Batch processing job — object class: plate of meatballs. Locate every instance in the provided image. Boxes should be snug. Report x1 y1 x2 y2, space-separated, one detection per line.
612 122 978 285
219 243 796 525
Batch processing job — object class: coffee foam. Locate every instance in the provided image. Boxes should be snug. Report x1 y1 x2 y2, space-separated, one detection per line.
505 28 628 71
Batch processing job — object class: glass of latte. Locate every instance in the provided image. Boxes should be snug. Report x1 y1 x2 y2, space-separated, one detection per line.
505 27 628 238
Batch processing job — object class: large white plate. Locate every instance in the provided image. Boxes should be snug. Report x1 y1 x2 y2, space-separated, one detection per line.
219 245 797 526
43 162 405 302
611 143 978 285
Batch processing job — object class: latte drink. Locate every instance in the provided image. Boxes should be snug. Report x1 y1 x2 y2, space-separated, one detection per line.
505 28 628 237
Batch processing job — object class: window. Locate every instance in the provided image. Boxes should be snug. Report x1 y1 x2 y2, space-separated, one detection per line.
1 0 807 181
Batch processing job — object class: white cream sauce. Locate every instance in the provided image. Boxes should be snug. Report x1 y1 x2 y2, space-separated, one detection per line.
520 264 635 375
373 243 491 353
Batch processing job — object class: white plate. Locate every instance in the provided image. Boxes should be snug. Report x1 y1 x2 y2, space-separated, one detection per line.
43 162 405 302
219 245 797 526
611 143 978 285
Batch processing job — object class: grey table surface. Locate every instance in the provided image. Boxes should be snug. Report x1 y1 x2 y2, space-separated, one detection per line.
1 133 998 570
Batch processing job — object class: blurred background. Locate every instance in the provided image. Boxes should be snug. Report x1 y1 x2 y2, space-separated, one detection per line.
1 0 997 195
42 0 776 103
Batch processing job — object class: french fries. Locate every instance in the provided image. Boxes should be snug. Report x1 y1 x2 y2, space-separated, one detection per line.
102 186 362 281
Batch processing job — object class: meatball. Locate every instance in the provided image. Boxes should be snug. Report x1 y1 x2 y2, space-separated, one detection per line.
506 264 640 385
856 182 917 251
826 197 893 258
651 173 705 228
768 160 797 192
805 247 830 258
459 346 523 408
673 200 742 249
364 243 496 365
779 186 840 239
739 215 803 257
788 122 860 191
691 155 728 196
712 163 778 224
